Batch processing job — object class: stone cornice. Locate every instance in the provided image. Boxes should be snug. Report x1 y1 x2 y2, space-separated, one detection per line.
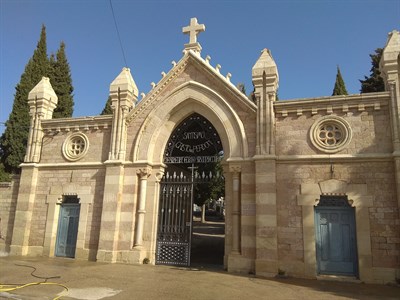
276 153 393 164
20 162 106 169
41 116 113 133
274 92 390 117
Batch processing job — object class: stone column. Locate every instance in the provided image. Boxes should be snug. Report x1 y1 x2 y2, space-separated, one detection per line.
10 77 57 256
252 48 279 276
230 165 241 255
134 167 152 248
96 163 124 263
25 77 58 163
380 30 400 212
10 165 39 255
254 158 278 277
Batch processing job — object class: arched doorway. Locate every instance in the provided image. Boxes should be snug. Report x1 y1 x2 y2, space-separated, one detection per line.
55 195 80 258
155 113 225 266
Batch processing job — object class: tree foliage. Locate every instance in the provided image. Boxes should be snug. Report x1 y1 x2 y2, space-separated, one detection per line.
332 66 348 96
0 25 49 175
0 25 74 178
193 158 225 207
50 41 74 118
101 96 113 115
360 48 385 93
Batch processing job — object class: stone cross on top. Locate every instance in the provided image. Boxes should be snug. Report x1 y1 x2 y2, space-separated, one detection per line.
182 17 205 52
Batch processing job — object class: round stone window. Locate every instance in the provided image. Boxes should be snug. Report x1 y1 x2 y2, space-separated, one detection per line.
62 133 89 161
310 116 352 153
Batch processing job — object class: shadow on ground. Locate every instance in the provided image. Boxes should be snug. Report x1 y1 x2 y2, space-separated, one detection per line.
190 218 225 268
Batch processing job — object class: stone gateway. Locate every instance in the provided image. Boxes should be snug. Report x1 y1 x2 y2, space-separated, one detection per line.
1 18 400 284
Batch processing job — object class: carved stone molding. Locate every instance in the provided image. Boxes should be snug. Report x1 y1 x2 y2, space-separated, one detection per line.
229 164 241 173
137 167 152 179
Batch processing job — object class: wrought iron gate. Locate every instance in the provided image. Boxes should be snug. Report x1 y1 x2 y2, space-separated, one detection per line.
156 170 219 266
156 171 193 266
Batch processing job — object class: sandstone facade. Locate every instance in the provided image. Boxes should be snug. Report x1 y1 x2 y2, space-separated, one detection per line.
1 20 399 284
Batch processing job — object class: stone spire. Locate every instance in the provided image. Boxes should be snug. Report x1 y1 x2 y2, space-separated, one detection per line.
182 17 205 53
252 48 279 94
252 49 279 156
108 67 138 161
25 77 58 162
380 30 400 87
27 76 58 120
380 30 400 155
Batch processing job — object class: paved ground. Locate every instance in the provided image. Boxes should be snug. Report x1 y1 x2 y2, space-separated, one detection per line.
1 255 400 300
1 220 399 299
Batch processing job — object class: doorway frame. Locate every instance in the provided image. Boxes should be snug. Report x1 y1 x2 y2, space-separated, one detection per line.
297 179 373 281
314 196 358 276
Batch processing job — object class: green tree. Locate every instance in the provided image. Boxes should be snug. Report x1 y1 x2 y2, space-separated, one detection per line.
0 25 49 175
50 41 74 118
101 96 113 115
332 66 348 96
360 48 385 93
0 163 11 182
193 157 225 222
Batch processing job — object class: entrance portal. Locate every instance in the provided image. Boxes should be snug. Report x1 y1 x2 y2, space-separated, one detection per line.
315 195 358 276
55 195 80 258
156 113 224 266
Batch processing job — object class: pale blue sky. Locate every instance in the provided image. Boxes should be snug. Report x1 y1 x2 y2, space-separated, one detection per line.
1 0 399 135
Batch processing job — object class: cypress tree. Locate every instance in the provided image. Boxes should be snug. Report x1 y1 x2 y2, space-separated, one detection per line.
332 66 348 96
0 25 49 175
360 48 385 93
100 96 113 115
51 41 74 118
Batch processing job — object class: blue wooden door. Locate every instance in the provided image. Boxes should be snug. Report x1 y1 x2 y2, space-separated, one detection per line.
55 204 80 258
315 204 358 276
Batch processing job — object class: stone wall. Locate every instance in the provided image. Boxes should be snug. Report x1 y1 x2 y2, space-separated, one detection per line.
40 128 111 164
25 168 106 257
0 177 19 254
273 93 399 281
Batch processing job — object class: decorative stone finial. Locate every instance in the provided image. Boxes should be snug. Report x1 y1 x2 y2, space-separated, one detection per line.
182 17 205 53
110 67 139 99
252 48 279 92
28 77 58 119
380 30 400 85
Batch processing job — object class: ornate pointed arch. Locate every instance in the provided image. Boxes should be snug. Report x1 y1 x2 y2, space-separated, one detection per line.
132 81 249 164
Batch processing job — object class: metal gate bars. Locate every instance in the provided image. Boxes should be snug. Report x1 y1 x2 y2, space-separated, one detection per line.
155 169 219 266
156 171 193 266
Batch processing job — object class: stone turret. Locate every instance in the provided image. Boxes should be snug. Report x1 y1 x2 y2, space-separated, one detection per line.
380 30 400 153
252 49 279 155
380 30 400 89
27 77 58 120
380 30 400 216
108 67 138 161
252 48 279 95
25 77 58 162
